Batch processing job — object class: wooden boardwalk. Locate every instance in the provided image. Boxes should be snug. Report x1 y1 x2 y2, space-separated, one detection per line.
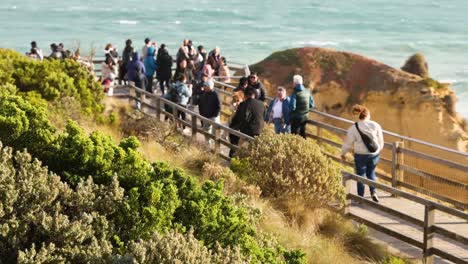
108 87 468 264
347 182 468 263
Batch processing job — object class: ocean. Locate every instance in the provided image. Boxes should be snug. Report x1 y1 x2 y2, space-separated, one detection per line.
1 0 467 117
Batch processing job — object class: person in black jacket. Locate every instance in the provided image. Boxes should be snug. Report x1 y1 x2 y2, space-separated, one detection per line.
198 80 221 143
156 46 173 95
230 87 265 137
229 87 265 157
119 39 134 85
247 72 267 101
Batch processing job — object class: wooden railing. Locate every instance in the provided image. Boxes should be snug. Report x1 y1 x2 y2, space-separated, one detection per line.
212 80 468 210
124 85 252 160
342 171 468 264
110 84 467 263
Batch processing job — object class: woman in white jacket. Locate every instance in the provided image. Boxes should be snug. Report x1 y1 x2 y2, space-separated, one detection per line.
341 105 384 202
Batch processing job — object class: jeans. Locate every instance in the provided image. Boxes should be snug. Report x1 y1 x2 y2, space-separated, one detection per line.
273 118 290 134
291 115 307 138
354 154 380 197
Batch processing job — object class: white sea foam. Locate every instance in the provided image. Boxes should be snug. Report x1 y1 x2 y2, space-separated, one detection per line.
439 79 458 84
296 40 339 47
115 20 138 25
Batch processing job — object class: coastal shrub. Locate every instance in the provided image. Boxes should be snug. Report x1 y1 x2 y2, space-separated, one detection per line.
0 48 103 115
0 92 56 162
0 95 301 262
0 144 248 263
0 144 118 263
231 131 345 206
401 53 429 78
117 230 248 264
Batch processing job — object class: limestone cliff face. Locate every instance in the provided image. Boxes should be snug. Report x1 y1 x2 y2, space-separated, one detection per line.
248 47 467 154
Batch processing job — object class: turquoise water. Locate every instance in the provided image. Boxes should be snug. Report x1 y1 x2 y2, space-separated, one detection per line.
1 0 467 117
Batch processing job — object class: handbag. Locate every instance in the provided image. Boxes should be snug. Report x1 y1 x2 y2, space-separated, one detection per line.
355 123 379 152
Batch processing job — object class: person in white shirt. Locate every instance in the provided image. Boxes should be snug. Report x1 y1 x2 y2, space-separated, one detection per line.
264 87 291 134
341 105 384 202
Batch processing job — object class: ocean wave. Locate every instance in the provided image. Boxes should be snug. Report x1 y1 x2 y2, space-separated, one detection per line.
296 40 339 47
439 79 458 84
114 20 139 25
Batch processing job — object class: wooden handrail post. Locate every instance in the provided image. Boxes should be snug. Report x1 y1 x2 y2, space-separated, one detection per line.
128 84 135 103
155 98 161 120
172 104 178 127
191 115 197 141
423 205 435 264
214 125 221 155
140 91 146 103
342 175 352 214
317 126 322 144
391 141 404 194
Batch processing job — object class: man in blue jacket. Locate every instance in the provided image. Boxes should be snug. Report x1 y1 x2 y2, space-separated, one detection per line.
265 86 291 134
290 75 314 138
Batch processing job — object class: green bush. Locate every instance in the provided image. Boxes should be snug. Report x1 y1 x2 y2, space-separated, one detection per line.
231 131 345 206
117 229 248 264
0 143 251 263
0 48 103 116
0 94 302 262
0 144 118 263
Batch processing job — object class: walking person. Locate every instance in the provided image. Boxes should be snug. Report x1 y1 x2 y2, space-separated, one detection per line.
341 105 384 202
198 80 221 144
290 75 314 138
265 87 291 134
156 46 172 95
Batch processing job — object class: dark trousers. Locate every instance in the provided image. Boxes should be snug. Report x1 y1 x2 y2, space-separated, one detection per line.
291 115 307 138
158 78 170 95
118 64 127 85
229 134 240 158
146 76 153 93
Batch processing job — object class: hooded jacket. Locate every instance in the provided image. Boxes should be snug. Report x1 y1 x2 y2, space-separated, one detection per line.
144 46 157 77
156 50 173 80
290 84 314 119
126 52 145 82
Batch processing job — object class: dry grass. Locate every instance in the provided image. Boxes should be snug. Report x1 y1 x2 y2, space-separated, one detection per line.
253 199 361 264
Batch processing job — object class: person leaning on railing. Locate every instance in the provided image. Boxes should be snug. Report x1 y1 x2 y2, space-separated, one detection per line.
341 105 384 203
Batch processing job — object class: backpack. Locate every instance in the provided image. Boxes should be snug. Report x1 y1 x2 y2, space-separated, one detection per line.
355 123 379 153
169 83 183 104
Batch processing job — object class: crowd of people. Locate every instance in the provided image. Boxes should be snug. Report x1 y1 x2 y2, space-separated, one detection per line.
24 38 384 203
